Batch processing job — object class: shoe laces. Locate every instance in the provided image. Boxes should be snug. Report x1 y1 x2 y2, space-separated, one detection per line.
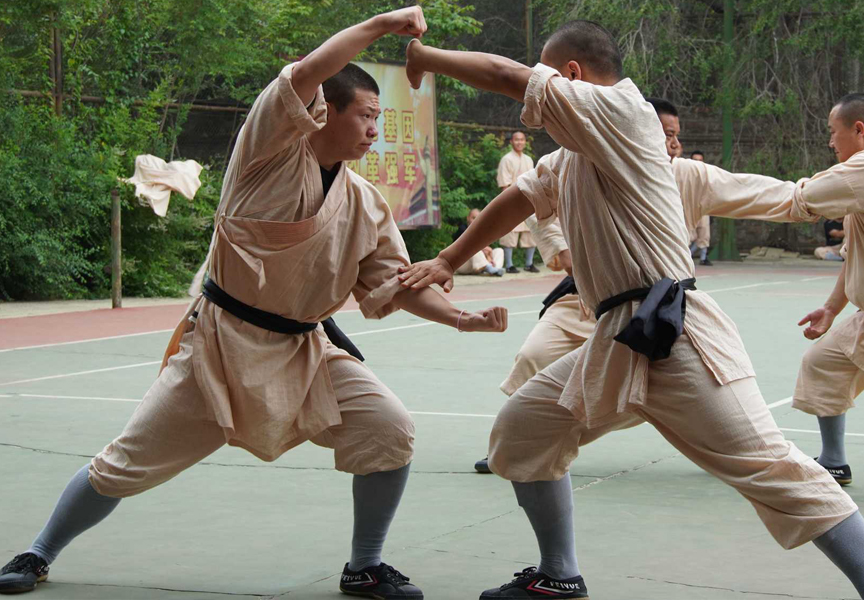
2 553 47 576
501 566 538 589
381 564 411 586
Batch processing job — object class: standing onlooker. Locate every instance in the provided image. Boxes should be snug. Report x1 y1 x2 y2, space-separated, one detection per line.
497 131 539 273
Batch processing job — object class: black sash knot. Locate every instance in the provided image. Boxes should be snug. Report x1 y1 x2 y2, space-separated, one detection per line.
594 277 696 361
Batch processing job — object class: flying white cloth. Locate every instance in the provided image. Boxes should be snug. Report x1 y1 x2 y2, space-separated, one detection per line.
124 154 203 217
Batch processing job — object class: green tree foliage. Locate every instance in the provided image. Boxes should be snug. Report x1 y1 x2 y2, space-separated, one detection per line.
0 0 480 300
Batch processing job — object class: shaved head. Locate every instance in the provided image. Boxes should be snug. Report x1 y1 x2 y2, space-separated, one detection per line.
322 63 379 113
833 93 864 128
542 20 623 81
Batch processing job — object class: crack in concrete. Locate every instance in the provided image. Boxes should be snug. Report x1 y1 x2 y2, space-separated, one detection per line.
414 453 682 548
44 580 272 598
0 443 511 475
625 575 854 599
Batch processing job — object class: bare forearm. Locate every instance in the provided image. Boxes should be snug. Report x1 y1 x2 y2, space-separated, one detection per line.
292 17 388 105
392 286 460 328
410 42 531 102
440 185 534 269
825 262 849 313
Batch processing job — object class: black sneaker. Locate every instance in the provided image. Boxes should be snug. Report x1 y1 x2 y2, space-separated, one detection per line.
506 266 519 274
340 562 423 599
524 264 540 273
480 567 588 598
699 258 713 266
474 457 492 473
0 553 49 594
816 459 852 486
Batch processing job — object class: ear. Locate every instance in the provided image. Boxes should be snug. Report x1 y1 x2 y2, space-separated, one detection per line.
856 121 864 138
566 60 582 81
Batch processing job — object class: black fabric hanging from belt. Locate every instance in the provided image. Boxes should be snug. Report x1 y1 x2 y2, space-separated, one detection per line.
201 279 364 361
539 276 578 319
594 277 696 361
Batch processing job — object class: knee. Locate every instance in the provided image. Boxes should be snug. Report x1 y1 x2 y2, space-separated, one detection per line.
515 340 546 375
88 447 161 499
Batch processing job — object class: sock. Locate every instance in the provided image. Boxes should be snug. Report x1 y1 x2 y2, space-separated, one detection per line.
28 465 121 564
503 247 514 269
813 512 864 598
525 247 536 266
699 247 708 261
349 463 411 572
512 475 580 580
818 414 848 467
484 264 499 274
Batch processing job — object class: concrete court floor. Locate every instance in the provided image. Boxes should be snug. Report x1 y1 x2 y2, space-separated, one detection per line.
0 261 861 600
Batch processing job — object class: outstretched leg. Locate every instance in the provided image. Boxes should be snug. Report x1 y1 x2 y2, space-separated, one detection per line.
0 333 226 595
814 512 864 597
29 465 121 564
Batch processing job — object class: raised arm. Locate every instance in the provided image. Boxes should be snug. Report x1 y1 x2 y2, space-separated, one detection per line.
405 39 531 101
293 7 427 106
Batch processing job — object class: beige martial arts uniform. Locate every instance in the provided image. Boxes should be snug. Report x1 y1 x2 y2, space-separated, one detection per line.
498 150 535 248
502 156 801 396
488 64 856 549
690 214 710 249
456 247 505 274
500 215 595 395
792 151 864 417
90 63 415 498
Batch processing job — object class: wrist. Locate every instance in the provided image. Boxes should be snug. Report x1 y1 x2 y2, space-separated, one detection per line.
437 251 456 272
823 302 842 316
367 14 391 38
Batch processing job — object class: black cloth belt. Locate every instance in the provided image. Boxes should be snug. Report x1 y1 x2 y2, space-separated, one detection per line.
539 276 578 319
594 277 696 362
202 279 364 361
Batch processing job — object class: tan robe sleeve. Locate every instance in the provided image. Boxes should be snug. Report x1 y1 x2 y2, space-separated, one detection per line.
353 188 412 320
233 62 328 177
791 152 864 220
672 157 805 224
497 153 516 188
525 214 568 269
516 148 566 220
520 65 658 180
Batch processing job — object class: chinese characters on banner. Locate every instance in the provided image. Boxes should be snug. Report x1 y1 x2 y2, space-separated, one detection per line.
344 62 440 229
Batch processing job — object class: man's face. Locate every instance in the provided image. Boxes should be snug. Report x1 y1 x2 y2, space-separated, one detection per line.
322 89 381 162
467 209 480 225
511 133 527 153
658 113 681 160
828 106 864 163
691 153 704 162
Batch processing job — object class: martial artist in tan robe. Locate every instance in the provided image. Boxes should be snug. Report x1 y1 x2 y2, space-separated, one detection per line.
0 9 509 598
786 96 864 486
401 24 862 598
504 148 799 395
